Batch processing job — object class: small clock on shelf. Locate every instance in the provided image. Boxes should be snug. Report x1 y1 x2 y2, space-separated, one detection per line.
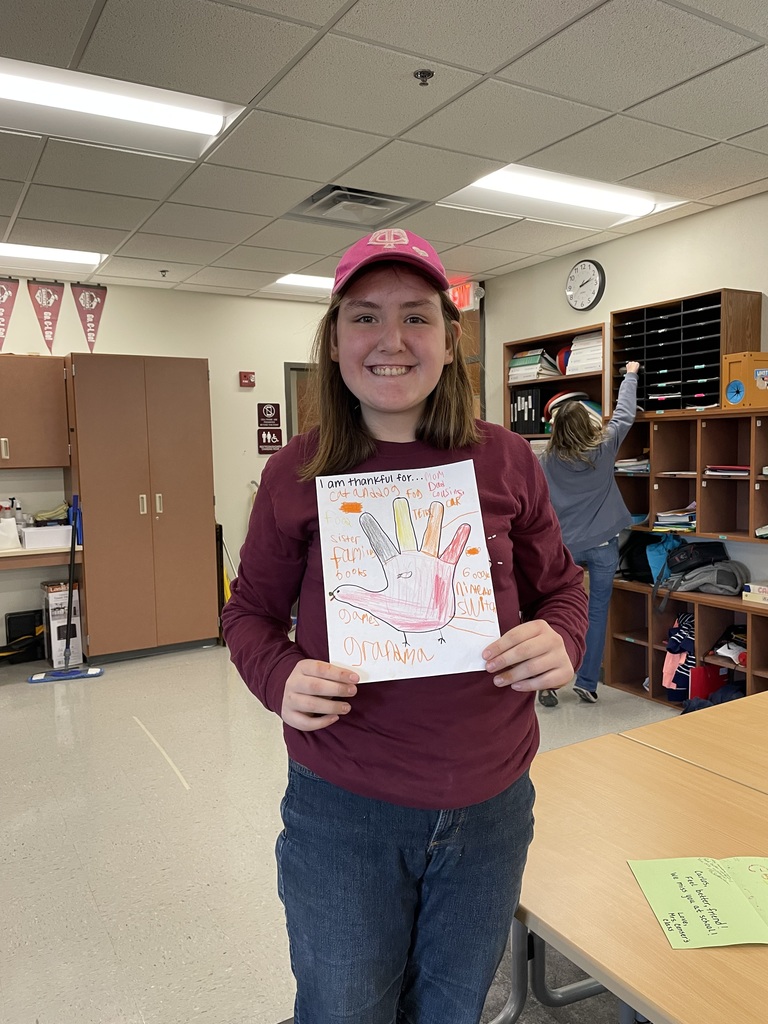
565 259 605 311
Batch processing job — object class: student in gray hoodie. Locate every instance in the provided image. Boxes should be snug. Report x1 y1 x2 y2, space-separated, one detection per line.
539 362 640 706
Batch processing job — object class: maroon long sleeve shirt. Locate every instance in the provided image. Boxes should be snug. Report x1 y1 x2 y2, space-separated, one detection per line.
222 422 587 809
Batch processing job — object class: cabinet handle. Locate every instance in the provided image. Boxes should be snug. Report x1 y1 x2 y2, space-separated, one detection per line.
139 494 148 515
155 493 163 514
0 437 9 460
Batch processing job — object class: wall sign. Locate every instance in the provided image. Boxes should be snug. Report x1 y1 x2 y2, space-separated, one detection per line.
258 403 281 427
258 428 283 454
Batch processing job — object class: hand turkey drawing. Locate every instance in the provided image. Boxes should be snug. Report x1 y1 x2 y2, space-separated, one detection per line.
330 497 470 645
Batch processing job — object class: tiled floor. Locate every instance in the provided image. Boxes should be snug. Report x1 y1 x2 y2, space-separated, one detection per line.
0 647 677 1024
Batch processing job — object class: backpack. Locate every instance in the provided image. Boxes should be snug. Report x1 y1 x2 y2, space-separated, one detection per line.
655 560 750 612
618 531 674 583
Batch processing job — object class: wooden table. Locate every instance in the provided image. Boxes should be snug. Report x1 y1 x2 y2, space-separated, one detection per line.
622 691 768 796
490 733 768 1024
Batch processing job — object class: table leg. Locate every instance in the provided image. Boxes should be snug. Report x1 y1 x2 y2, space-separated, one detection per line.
486 918 530 1024
529 932 606 1007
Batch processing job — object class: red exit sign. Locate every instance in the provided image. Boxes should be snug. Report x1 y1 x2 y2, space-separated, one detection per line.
448 281 482 311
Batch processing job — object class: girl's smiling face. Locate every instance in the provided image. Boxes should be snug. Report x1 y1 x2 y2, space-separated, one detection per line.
331 265 458 442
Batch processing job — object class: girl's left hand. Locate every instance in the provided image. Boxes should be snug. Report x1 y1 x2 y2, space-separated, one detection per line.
482 620 575 693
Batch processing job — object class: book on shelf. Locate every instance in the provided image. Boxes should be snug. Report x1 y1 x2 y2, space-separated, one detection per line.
507 348 559 382
655 503 696 523
704 465 750 477
755 524 768 539
510 388 543 434
615 457 650 474
744 581 768 595
657 470 697 477
742 590 768 605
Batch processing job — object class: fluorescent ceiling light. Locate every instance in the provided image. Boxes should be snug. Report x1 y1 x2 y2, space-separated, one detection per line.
0 71 222 135
275 274 334 290
439 163 683 230
0 57 241 158
0 242 105 268
473 167 655 217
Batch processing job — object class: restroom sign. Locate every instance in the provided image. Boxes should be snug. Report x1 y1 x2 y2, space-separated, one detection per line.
258 428 283 454
258 403 281 428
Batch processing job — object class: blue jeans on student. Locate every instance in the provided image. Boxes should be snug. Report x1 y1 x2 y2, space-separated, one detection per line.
276 759 535 1024
568 535 620 692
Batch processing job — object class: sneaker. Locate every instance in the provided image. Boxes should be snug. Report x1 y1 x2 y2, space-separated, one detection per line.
537 689 559 708
574 686 598 703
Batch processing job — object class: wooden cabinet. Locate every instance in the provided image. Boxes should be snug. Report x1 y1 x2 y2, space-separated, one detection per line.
503 324 605 440
608 581 766 700
608 409 768 703
66 353 218 657
610 288 761 413
0 354 69 467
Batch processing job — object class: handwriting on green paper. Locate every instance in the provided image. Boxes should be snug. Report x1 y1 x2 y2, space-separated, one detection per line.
628 857 768 948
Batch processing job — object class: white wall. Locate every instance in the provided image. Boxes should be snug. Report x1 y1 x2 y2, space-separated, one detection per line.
1 286 323 619
484 190 768 580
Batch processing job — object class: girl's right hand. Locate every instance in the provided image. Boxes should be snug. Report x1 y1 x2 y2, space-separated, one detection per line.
626 360 640 374
281 659 359 731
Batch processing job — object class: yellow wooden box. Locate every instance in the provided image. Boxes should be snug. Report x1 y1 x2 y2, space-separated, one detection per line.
721 351 768 409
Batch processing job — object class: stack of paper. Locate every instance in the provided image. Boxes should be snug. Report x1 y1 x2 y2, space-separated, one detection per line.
507 348 560 383
615 457 650 475
704 465 749 477
653 503 696 530
565 332 603 375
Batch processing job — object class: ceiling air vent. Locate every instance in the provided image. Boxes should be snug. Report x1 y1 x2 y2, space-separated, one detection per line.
288 185 423 227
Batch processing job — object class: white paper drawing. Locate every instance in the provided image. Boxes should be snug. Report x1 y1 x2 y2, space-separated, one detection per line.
316 460 500 682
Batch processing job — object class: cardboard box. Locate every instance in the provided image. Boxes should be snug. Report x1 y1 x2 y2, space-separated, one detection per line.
23 525 72 549
41 580 83 668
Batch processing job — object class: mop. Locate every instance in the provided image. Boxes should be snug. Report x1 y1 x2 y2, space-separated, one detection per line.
28 495 104 683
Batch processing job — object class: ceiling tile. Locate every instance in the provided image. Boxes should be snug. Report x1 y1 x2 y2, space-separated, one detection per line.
621 144 768 200
212 246 318 273
244 219 363 254
674 0 768 37
335 0 599 73
611 203 710 234
20 185 155 229
341 141 503 202
731 125 768 155
544 230 622 256
472 220 597 253
628 49 768 140
257 34 480 135
0 217 9 238
397 206 521 244
34 141 193 199
489 254 551 274
404 80 607 163
117 234 232 263
209 110 385 181
169 165 322 216
95 276 176 289
294 255 342 277
233 0 345 23
175 282 254 296
700 177 768 205
440 245 527 273
0 179 24 217
497 0 755 110
98 256 202 281
185 267 281 290
1 0 95 66
141 204 271 243
8 220 128 253
79 0 317 103
0 132 43 182
520 115 712 182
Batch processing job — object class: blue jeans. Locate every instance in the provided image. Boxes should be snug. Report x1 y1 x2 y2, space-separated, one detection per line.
568 535 619 692
276 760 535 1024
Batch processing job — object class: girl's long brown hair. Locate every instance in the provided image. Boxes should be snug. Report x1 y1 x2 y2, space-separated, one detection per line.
544 401 606 467
299 264 480 479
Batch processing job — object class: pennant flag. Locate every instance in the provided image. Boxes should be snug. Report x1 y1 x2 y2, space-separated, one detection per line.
70 284 107 352
0 277 20 352
27 281 65 352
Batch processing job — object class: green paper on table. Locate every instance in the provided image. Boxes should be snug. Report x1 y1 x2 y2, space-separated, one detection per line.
629 857 768 948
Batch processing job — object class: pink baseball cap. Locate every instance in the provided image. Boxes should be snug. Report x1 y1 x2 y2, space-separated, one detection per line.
333 228 450 294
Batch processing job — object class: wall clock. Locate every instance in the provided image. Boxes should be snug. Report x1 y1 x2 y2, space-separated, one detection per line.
565 259 605 311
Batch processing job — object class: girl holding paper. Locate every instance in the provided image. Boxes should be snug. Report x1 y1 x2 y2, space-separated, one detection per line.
222 229 587 1024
